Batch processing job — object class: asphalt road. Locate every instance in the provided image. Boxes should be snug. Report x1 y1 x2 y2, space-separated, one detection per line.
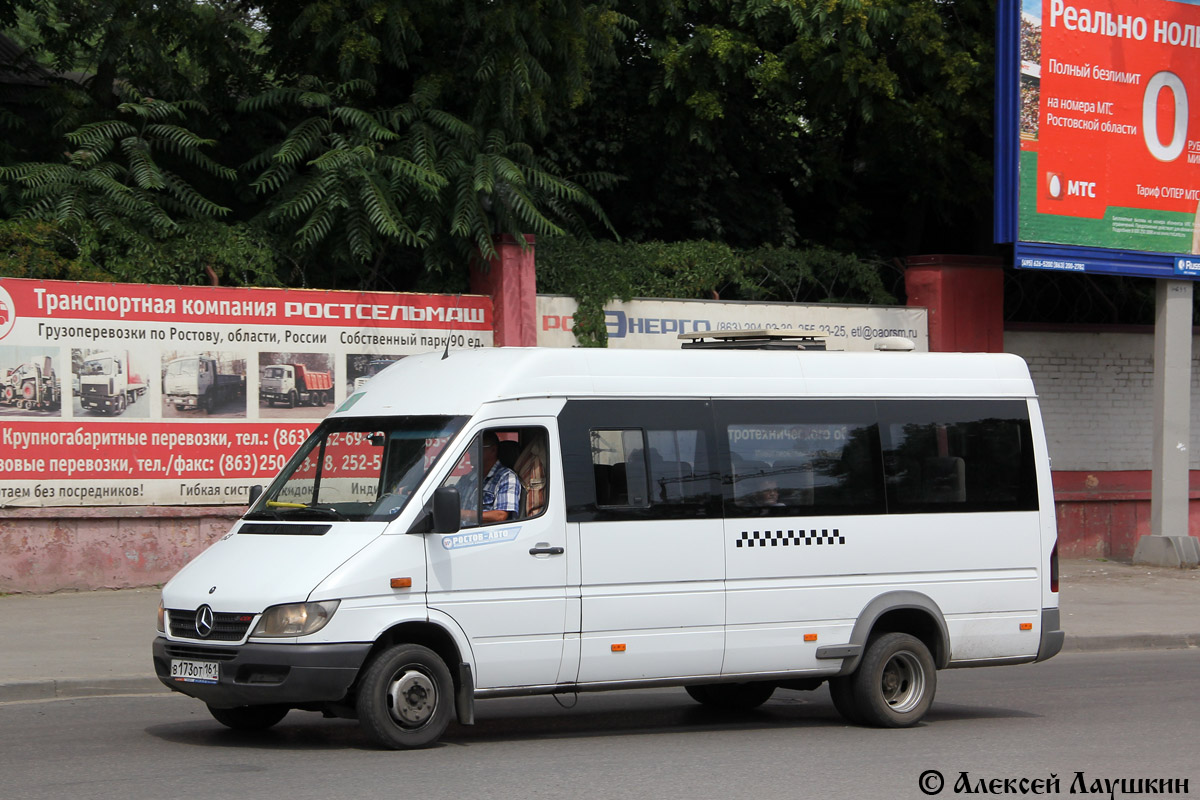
1 650 1195 800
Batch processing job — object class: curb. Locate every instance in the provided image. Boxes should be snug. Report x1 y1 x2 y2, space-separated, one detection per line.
1062 633 1200 652
3 633 1198 703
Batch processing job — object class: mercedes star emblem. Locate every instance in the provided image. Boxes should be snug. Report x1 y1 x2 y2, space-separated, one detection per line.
195 604 215 638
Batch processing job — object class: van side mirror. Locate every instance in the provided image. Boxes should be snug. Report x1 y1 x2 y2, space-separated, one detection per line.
432 486 461 534
247 484 263 507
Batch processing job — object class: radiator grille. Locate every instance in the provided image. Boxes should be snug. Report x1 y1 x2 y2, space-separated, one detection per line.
168 609 255 642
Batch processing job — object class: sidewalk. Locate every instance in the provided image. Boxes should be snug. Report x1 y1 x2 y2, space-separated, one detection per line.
1 559 1198 703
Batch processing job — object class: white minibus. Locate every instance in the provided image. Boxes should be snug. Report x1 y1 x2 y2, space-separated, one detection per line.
153 344 1063 749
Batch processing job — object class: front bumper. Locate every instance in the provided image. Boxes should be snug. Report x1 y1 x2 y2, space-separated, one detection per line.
82 395 118 409
152 637 372 708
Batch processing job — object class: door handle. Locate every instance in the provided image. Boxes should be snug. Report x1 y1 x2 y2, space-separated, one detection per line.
529 545 564 556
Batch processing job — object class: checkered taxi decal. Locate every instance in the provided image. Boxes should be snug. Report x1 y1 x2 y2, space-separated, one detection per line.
736 529 845 547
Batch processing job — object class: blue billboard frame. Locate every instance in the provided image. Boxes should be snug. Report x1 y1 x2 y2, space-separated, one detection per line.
993 0 1200 281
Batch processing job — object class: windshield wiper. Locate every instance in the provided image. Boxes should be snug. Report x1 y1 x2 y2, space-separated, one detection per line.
266 500 348 520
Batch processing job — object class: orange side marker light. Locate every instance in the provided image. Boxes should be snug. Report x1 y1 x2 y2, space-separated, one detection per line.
390 577 412 589
804 633 818 642
1019 622 1033 631
611 643 627 652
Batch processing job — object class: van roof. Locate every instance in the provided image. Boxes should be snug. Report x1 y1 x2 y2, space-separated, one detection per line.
336 347 1036 418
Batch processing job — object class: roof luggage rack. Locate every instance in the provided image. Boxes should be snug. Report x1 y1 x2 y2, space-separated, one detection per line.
678 329 828 351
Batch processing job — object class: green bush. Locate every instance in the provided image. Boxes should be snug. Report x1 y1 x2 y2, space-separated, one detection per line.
536 237 894 346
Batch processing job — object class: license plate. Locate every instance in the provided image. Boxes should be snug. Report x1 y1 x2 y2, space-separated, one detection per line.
170 659 220 684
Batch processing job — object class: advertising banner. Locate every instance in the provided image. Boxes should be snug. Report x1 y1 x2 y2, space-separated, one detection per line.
536 295 928 351
1014 0 1200 270
0 278 491 507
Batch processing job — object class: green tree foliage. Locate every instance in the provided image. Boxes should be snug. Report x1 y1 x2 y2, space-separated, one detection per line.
239 0 623 287
0 0 999 304
550 0 994 256
2 92 234 234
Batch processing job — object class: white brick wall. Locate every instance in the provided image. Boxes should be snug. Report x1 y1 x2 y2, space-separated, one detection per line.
1005 329 1200 471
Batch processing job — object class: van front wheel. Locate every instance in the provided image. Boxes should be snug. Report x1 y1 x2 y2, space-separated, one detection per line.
851 632 936 727
357 644 453 749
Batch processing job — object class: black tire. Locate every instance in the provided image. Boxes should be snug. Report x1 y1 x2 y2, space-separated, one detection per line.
828 675 865 724
684 681 775 711
202 393 213 415
287 390 297 409
207 704 289 731
850 632 936 728
356 644 454 749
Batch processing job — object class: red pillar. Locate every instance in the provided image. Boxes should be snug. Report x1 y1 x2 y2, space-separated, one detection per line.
905 255 1005 353
469 234 537 347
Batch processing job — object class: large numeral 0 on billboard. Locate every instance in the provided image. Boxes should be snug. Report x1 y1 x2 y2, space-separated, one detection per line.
1143 71 1188 162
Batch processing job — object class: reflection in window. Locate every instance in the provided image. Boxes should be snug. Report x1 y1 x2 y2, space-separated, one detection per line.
880 403 1037 513
590 427 714 509
250 416 465 522
724 421 882 516
590 429 648 507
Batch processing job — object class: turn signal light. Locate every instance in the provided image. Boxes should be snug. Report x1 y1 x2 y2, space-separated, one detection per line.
390 577 412 589
803 633 818 642
611 643 627 652
1020 623 1033 631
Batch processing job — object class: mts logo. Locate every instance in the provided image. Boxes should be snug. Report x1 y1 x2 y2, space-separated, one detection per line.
1046 172 1097 200
1066 180 1097 198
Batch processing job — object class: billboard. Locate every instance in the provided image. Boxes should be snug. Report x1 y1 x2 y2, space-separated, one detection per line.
0 279 491 507
537 295 928 351
998 0 1200 277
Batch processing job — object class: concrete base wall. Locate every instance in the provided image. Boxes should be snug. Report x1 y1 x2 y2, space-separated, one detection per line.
0 507 238 593
1053 470 1200 560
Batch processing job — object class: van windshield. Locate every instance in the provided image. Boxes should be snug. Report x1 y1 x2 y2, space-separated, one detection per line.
247 415 468 522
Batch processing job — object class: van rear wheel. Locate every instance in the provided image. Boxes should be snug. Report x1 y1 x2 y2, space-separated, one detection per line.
850 632 936 727
207 704 289 731
356 644 453 749
685 681 775 711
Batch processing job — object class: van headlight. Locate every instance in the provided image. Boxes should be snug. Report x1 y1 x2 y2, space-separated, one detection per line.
250 601 339 637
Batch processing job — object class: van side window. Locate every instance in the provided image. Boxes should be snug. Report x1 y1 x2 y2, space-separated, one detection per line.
879 400 1038 513
718 400 884 517
589 425 716 513
560 400 720 521
441 426 552 527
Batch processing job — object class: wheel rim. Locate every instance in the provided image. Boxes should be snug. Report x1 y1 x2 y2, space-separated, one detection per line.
880 650 925 713
386 666 438 729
